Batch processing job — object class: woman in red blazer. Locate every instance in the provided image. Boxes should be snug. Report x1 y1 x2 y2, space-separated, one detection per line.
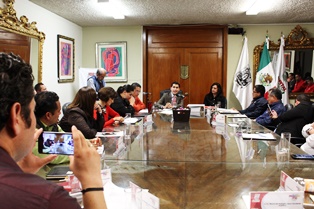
94 87 124 128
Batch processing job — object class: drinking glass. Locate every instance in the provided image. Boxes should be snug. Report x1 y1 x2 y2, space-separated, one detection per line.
279 132 291 153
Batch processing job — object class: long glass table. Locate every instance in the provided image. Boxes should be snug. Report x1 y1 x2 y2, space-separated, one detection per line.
99 112 314 209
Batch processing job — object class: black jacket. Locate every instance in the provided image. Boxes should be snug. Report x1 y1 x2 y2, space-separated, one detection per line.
239 96 268 119
59 107 104 139
203 94 226 108
274 101 313 137
110 95 134 117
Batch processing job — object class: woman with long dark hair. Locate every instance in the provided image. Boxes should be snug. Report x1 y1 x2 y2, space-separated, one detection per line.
203 82 226 108
59 86 104 138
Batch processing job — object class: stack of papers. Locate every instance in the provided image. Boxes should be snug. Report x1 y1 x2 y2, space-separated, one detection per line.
242 133 276 141
217 108 239 114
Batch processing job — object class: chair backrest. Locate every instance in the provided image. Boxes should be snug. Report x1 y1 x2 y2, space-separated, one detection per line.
62 102 71 114
159 89 183 98
284 103 294 111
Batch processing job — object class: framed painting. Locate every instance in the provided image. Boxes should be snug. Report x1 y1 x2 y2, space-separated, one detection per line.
57 35 75 83
96 41 127 82
284 51 291 71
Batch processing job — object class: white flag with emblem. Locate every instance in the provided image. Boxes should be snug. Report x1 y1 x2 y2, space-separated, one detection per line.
233 37 253 109
275 36 289 105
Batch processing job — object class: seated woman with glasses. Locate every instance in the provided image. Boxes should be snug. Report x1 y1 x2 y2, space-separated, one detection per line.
94 87 124 128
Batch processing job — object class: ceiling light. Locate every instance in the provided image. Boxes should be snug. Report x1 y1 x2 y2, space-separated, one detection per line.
98 0 125 19
246 0 263 15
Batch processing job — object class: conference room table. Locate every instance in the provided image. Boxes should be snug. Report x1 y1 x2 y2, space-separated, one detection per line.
98 111 314 209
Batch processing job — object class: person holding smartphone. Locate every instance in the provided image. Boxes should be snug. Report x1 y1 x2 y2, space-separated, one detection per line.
270 94 313 141
0 53 107 209
255 88 285 127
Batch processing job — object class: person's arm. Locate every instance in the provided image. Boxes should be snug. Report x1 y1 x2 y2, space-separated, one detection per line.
70 126 107 209
244 100 267 119
111 98 134 117
68 111 98 139
277 105 302 122
157 93 167 108
133 97 146 112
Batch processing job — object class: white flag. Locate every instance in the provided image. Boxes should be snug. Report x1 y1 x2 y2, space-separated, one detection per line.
233 37 253 109
275 36 289 105
255 37 276 94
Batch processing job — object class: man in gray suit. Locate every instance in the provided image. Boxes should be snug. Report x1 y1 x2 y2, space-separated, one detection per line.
157 81 184 109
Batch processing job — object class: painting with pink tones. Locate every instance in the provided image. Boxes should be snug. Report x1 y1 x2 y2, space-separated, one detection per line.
96 42 127 82
58 35 75 83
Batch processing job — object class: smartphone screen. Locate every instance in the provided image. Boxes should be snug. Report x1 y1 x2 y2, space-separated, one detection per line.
38 132 74 155
291 154 314 160
267 104 272 113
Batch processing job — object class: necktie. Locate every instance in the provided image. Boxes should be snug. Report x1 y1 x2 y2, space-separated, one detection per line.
172 95 177 106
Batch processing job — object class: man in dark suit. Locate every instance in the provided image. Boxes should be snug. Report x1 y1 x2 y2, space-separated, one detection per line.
271 94 313 140
238 85 268 119
157 81 184 109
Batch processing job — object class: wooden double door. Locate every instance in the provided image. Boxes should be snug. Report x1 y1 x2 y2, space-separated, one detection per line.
143 25 228 105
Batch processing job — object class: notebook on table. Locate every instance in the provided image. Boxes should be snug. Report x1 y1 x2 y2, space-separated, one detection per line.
46 166 72 180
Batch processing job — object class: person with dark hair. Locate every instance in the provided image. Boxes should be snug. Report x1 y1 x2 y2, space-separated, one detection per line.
87 68 107 93
236 85 267 119
34 82 47 94
271 94 313 139
94 87 124 127
59 86 104 139
255 88 285 127
110 84 135 117
203 82 226 108
287 73 295 93
292 73 307 93
304 76 314 93
33 91 69 164
130 82 146 112
0 52 107 209
157 81 184 109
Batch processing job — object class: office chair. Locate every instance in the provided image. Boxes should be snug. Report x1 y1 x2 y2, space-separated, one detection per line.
284 103 294 111
159 89 183 98
62 102 71 114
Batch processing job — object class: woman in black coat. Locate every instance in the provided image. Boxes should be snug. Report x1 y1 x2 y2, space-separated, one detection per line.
59 86 104 139
203 82 226 108
110 84 135 117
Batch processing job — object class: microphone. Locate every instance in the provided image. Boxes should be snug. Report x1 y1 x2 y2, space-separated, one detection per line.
142 92 151 95
176 93 185 98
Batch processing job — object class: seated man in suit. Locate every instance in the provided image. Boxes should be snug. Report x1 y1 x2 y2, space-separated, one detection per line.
32 91 69 164
271 94 313 140
157 81 184 109
237 85 268 119
255 88 285 127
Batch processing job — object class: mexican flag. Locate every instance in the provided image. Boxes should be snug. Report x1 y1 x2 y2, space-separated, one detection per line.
255 39 276 97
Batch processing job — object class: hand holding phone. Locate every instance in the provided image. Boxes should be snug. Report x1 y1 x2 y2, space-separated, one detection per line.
38 132 74 155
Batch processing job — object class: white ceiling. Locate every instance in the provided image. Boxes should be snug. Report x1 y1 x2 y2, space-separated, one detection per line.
29 0 314 27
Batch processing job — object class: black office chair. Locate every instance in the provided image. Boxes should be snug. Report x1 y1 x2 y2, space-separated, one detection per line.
62 102 71 114
284 103 294 111
159 89 183 98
